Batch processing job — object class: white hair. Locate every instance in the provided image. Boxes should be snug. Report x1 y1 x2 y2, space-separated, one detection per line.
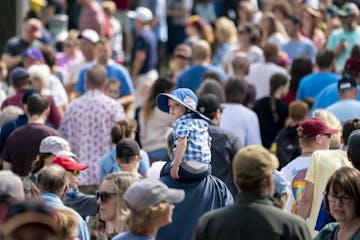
28 64 51 89
0 170 25 201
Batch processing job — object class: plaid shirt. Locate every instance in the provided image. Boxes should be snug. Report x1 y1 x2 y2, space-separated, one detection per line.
172 113 211 164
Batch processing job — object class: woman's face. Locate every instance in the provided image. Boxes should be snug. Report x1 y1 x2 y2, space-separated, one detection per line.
301 11 313 28
97 180 118 222
158 203 174 226
328 186 357 223
66 170 80 189
30 77 44 90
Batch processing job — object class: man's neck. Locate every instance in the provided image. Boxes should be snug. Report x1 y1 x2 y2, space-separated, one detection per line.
27 115 46 124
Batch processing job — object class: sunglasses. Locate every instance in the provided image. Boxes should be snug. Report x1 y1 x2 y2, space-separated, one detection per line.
66 169 80 177
96 191 117 202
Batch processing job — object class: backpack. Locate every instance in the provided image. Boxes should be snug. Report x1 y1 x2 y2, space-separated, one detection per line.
271 125 301 169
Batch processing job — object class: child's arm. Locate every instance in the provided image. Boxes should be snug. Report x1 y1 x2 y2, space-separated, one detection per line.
171 137 187 179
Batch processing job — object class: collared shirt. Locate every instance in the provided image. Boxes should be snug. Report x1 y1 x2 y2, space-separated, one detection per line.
60 90 125 185
41 193 90 240
172 113 211 164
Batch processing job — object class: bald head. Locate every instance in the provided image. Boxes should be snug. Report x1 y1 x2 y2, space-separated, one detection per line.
36 164 69 196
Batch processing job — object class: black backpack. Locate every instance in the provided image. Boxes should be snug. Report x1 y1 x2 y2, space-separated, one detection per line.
271 125 301 170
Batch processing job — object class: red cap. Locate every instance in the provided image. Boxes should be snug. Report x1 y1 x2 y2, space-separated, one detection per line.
51 156 87 171
298 118 338 138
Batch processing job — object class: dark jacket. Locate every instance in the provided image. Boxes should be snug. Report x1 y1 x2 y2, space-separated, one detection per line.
194 192 312 240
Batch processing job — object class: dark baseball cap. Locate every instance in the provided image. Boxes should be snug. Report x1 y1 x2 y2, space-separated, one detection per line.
338 75 357 91
197 94 222 119
297 118 338 138
116 139 140 158
10 67 29 83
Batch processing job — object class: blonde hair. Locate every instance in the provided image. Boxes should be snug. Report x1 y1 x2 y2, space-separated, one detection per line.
312 109 342 149
127 202 172 234
55 208 79 240
215 17 237 44
104 172 139 232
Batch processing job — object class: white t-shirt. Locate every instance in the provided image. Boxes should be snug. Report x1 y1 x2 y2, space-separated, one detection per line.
280 155 310 213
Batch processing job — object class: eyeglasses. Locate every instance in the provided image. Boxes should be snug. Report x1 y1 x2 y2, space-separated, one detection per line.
174 55 188 60
327 193 353 205
66 170 80 177
96 191 117 203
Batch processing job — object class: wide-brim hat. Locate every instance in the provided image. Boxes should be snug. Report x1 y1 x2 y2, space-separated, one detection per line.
156 88 209 121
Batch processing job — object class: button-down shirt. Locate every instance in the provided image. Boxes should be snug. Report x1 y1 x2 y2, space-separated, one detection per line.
172 113 211 164
42 193 90 240
60 90 125 185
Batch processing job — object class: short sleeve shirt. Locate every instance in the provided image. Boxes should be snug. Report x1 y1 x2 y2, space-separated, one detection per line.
172 113 211 164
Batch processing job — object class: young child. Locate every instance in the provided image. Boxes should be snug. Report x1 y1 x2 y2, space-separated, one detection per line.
105 78 121 99
156 88 211 179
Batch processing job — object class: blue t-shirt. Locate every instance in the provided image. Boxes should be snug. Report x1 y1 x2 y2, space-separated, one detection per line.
176 65 227 93
296 72 340 100
281 38 317 63
311 84 360 115
75 60 133 97
98 147 150 181
112 231 153 240
131 28 158 74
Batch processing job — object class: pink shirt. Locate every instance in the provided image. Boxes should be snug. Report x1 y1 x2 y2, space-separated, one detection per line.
60 90 125 185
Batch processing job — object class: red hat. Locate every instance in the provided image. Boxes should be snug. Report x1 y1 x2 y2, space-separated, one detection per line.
297 118 338 138
51 156 87 171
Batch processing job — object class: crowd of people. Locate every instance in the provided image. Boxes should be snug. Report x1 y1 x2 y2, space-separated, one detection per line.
1 0 360 239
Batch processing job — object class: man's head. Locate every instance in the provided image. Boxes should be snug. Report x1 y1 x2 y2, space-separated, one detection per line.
79 29 99 61
347 128 360 170
297 118 338 150
224 77 247 104
116 139 141 173
95 38 112 65
9 67 30 89
342 118 360 147
0 170 25 203
316 49 335 70
36 164 69 197
338 2 359 31
283 14 301 38
232 145 279 194
231 52 250 77
86 64 107 90
337 75 358 100
127 6 153 31
26 93 49 118
263 43 279 63
23 18 42 42
197 94 222 122
192 40 211 63
51 156 87 189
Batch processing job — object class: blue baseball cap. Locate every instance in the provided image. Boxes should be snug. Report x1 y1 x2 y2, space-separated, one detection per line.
10 67 29 83
273 170 290 196
156 88 209 121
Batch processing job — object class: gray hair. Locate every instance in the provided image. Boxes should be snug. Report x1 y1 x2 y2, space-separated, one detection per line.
0 170 25 201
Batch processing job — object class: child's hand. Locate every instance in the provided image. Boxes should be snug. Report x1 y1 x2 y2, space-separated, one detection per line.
170 165 180 179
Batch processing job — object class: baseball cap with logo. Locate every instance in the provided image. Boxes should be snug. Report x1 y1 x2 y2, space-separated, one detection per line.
338 75 357 91
39 136 76 159
124 178 185 212
297 118 338 138
127 7 153 23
